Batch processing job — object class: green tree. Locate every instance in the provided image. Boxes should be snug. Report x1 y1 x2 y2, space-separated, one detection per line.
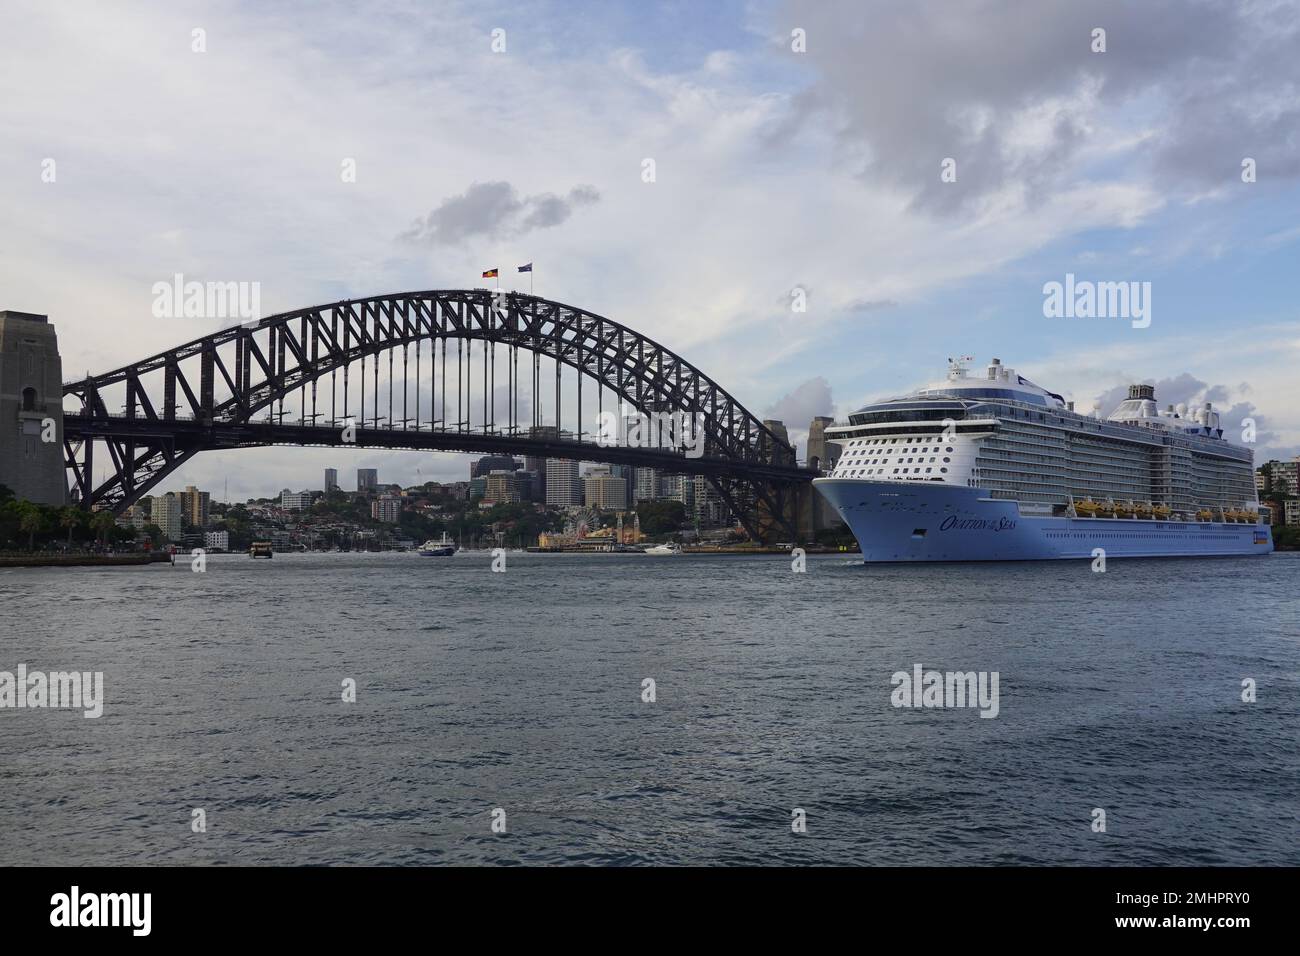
91 510 117 548
636 500 687 536
17 502 43 551
59 506 82 548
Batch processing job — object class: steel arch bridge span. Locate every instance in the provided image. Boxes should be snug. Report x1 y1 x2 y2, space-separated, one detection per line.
62 290 812 540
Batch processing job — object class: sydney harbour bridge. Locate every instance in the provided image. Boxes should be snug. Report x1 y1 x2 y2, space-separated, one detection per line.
60 290 819 542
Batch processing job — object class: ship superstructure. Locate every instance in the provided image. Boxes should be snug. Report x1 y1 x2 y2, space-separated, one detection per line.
813 358 1271 561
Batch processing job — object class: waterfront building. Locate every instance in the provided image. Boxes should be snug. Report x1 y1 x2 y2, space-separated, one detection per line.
357 468 379 492
281 489 312 511
116 504 148 531
1264 458 1299 495
204 530 230 551
0 310 65 505
371 495 402 523
153 492 184 541
1287 499 1300 526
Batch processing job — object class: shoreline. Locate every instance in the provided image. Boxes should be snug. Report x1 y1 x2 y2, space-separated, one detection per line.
0 553 172 568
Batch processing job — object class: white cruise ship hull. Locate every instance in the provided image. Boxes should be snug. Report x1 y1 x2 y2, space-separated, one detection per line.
814 478 1273 562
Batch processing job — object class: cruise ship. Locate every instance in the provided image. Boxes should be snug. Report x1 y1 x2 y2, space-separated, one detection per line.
813 358 1272 561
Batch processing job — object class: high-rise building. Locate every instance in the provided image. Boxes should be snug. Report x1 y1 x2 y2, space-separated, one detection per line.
525 426 560 498
633 467 661 503
514 470 538 502
371 495 402 523
153 492 184 541
179 485 210 527
0 311 66 505
471 455 521 479
325 468 339 492
692 475 727 526
1264 458 1300 495
524 456 546 499
668 473 695 511
281 489 312 511
357 468 379 492
545 459 582 507
584 470 628 510
484 470 521 504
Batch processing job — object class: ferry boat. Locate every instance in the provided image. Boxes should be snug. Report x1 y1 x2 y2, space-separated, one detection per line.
813 357 1272 562
417 533 457 557
249 541 273 559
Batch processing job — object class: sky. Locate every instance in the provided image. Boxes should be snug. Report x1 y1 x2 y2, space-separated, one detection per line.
2 0 1298 499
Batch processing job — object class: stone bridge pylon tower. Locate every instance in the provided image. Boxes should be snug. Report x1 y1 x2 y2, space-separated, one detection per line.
0 310 66 506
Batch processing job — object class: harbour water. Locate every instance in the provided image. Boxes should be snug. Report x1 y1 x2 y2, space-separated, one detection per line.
1 552 1296 865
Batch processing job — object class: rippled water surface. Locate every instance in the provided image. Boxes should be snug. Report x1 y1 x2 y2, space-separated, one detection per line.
1 551 1297 865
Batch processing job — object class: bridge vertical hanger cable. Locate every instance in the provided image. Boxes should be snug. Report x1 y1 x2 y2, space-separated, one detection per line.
577 321 583 443
300 314 307 426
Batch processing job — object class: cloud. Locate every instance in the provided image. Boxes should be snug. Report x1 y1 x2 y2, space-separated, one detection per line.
847 298 898 314
780 0 1300 210
400 181 600 245
764 376 834 427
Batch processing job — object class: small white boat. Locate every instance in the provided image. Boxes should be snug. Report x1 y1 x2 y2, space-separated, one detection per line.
418 533 457 557
643 542 682 555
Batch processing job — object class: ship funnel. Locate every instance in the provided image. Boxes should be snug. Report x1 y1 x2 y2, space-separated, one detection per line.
1127 384 1156 401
